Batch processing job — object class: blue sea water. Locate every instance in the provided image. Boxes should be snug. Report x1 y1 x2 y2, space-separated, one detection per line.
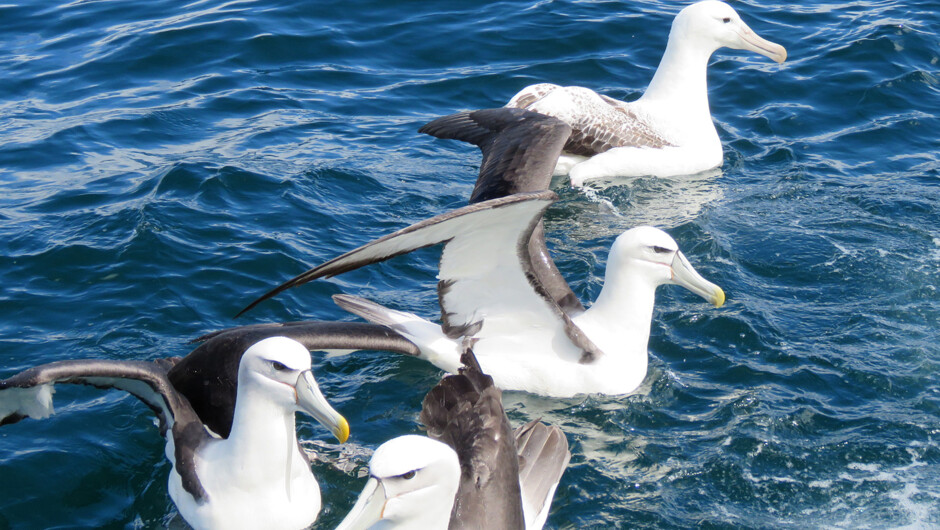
0 0 938 528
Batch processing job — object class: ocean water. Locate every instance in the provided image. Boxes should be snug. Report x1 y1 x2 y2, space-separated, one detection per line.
0 0 938 528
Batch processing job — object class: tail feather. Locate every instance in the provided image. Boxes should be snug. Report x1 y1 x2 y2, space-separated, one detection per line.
332 294 462 373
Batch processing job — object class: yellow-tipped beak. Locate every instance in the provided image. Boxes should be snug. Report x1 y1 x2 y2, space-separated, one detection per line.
712 286 726 308
334 416 350 444
671 251 725 308
296 370 350 444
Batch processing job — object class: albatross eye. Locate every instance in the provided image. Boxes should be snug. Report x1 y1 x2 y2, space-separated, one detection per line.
271 361 290 372
652 246 672 254
400 470 417 480
722 17 731 23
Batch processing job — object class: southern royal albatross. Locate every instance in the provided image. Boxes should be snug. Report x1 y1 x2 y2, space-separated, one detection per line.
504 0 787 184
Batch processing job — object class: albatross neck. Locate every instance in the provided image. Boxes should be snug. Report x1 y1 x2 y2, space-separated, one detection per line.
637 27 717 133
224 382 301 478
579 256 659 361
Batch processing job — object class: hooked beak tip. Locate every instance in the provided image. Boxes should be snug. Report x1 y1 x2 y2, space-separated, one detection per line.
739 26 787 63
335 416 350 443
712 287 726 308
295 370 350 444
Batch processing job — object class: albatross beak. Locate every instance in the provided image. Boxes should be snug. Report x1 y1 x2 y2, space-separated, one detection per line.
735 21 787 63
295 370 350 443
335 477 388 530
670 251 725 308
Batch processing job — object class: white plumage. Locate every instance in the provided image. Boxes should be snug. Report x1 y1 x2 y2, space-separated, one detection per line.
246 192 725 397
506 1 787 184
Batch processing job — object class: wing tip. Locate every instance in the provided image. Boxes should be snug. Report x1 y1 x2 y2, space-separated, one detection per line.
0 383 56 425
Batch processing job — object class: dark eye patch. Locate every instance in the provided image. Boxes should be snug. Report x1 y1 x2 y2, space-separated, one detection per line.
722 17 731 23
400 470 417 480
652 246 672 254
271 361 290 372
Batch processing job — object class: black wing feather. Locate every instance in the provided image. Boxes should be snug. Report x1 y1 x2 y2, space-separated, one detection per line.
419 108 570 203
420 350 525 530
173 321 420 438
0 359 209 501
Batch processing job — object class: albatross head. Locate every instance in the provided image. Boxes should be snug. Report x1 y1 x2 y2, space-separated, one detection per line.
674 1 787 63
336 435 460 530
239 336 349 442
611 226 725 307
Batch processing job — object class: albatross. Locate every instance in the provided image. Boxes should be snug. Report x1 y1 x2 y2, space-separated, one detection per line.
336 351 570 529
238 192 725 397
0 321 422 530
503 0 787 184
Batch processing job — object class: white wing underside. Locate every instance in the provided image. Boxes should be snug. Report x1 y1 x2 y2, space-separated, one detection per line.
437 213 585 365
294 193 590 365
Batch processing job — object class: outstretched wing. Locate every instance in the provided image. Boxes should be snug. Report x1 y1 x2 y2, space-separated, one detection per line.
238 192 602 363
420 350 525 530
173 321 420 439
514 420 571 530
419 108 584 314
419 108 570 203
0 359 209 501
507 84 673 155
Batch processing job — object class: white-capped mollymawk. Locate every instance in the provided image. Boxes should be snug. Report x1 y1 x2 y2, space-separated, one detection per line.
503 0 787 184
238 192 725 397
336 351 570 529
0 321 422 529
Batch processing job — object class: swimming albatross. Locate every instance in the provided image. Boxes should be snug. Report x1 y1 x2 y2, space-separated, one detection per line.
239 192 725 397
337 351 570 529
504 0 787 184
0 321 421 530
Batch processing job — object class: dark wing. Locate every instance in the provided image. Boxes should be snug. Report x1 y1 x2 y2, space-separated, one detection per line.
420 350 525 530
0 359 209 501
171 321 420 439
419 108 570 203
419 108 584 314
514 420 570 529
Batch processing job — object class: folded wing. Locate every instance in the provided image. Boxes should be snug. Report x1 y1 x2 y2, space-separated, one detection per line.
508 84 674 155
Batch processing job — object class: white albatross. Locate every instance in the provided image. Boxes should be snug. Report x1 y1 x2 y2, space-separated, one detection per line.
505 0 787 184
337 351 570 529
239 192 725 397
0 323 422 530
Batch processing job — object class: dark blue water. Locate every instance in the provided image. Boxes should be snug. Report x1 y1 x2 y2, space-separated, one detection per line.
1 0 937 528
